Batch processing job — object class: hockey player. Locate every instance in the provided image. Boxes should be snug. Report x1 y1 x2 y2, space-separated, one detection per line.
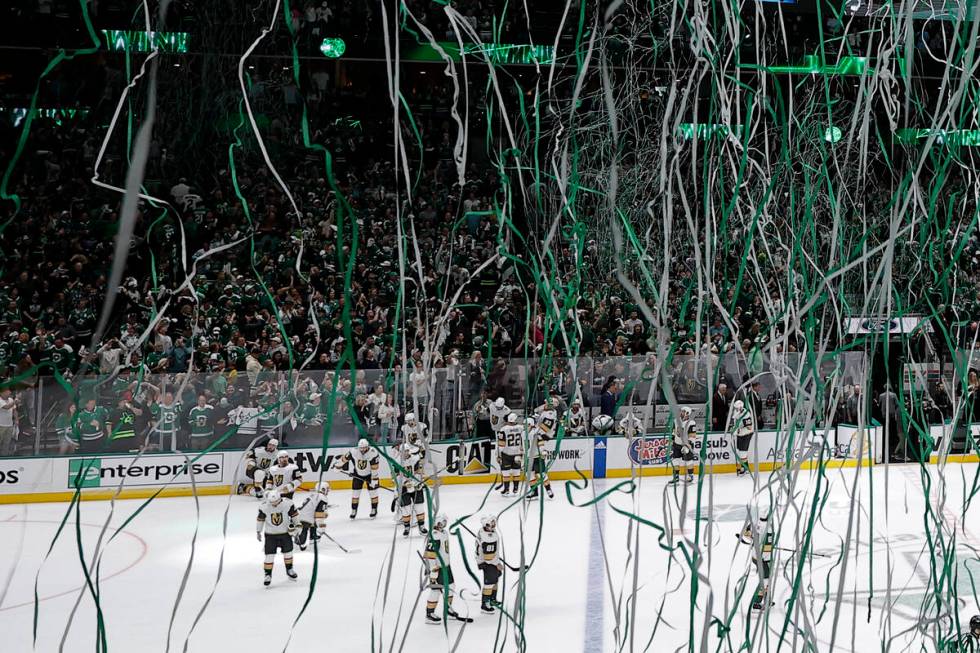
497 413 524 496
268 450 302 499
617 410 644 438
294 482 329 551
475 514 502 614
738 509 774 610
488 397 510 436
398 442 428 537
333 438 381 519
565 398 588 436
727 399 754 475
527 413 554 500
400 412 429 450
423 514 471 624
671 406 698 484
256 490 299 587
243 438 280 498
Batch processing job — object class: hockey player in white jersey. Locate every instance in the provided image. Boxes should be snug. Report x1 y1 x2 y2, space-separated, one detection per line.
422 514 471 624
475 514 502 614
268 450 302 499
400 412 429 450
671 407 698 484
617 411 644 438
527 412 555 500
496 413 524 496
333 438 381 519
488 397 510 436
243 438 280 498
727 399 754 476
295 482 329 551
398 442 428 537
565 398 588 436
256 490 300 586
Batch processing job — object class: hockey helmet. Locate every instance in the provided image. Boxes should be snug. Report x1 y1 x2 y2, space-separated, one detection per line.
494 397 506 409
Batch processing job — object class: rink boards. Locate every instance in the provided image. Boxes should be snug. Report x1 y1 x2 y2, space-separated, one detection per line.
0 425 886 504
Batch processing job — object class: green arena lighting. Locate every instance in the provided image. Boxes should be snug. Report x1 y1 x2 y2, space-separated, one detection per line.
319 38 346 58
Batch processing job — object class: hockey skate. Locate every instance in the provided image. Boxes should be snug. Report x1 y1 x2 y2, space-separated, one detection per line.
417 523 428 535
286 568 298 581
403 524 411 537
501 486 510 496
546 488 554 499
668 473 681 485
425 611 441 625
685 473 694 483
448 609 473 623
349 508 358 520
263 573 272 588
480 601 495 614
369 506 378 519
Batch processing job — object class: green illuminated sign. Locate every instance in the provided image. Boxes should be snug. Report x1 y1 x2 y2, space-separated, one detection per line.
101 30 189 53
739 54 899 77
407 41 554 65
677 123 743 140
319 37 346 58
462 43 554 65
895 128 980 147
0 107 89 127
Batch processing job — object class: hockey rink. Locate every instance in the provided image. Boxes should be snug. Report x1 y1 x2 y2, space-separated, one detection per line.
1 463 978 652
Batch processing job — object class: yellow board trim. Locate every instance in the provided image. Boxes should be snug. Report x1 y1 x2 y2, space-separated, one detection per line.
0 459 900 505
928 453 980 464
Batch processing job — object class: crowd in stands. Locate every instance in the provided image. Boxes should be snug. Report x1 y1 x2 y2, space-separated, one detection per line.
1 3 978 458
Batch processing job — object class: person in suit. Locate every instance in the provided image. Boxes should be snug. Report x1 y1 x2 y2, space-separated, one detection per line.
600 376 621 418
711 383 729 432
749 381 764 428
878 385 903 462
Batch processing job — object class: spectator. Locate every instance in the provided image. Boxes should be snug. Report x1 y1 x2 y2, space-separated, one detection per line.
600 376 620 418
711 383 730 432
0 388 17 455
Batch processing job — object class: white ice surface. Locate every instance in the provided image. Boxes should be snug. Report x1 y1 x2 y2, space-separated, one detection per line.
2 463 979 652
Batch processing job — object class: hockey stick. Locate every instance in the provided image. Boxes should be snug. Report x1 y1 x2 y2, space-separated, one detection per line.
734 532 830 558
320 531 361 554
457 524 529 572
333 469 395 492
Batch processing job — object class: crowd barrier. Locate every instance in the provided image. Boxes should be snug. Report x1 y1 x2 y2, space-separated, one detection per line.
0 424 884 504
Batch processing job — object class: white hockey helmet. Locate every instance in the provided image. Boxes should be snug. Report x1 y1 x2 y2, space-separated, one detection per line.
405 412 416 423
480 514 496 531
494 397 506 409
357 438 370 451
524 417 535 428
266 490 282 504
732 399 744 412
679 407 692 419
315 482 330 495
277 450 290 462
434 513 448 530
265 438 279 450
506 412 519 425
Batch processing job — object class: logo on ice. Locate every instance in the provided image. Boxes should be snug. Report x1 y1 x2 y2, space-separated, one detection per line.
628 436 671 465
68 455 223 488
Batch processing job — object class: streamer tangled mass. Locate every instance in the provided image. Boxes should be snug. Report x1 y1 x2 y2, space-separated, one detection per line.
3 0 980 651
